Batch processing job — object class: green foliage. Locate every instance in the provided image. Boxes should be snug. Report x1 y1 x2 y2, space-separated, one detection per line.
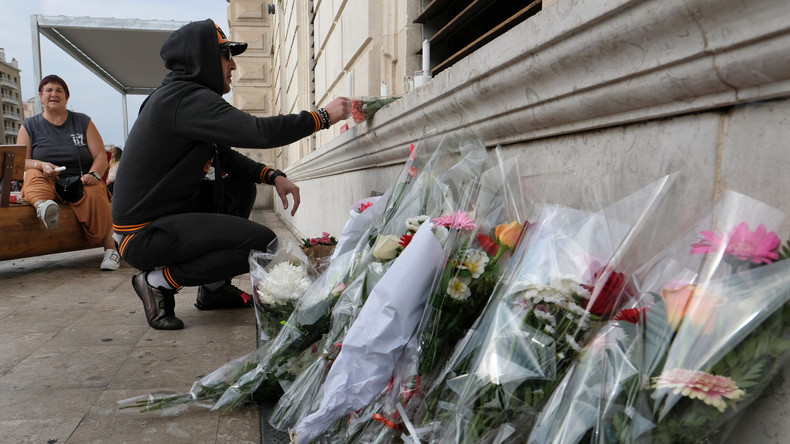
778 239 790 261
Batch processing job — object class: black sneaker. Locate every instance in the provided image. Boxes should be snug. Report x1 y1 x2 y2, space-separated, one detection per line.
131 272 184 330
194 283 253 310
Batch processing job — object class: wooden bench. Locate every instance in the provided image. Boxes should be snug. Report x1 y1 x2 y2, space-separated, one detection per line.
0 145 101 261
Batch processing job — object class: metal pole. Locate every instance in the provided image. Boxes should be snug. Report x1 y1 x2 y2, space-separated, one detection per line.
122 93 128 142
30 15 43 114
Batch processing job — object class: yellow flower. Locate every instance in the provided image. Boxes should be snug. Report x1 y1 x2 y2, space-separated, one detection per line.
495 221 523 249
459 249 490 279
447 276 472 301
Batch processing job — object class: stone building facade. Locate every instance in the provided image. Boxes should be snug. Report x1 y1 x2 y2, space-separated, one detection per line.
0 48 23 145
226 0 790 440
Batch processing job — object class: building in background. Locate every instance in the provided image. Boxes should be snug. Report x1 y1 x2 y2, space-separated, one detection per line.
0 48 23 145
22 97 35 120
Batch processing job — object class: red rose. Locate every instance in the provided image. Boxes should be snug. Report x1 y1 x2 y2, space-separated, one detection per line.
582 269 632 317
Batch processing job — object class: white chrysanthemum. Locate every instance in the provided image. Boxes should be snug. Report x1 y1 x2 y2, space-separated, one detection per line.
447 276 472 301
255 262 311 307
533 309 556 326
459 249 489 279
523 288 541 303
544 325 556 334
513 279 590 315
405 215 430 232
550 277 591 299
565 334 582 352
567 302 588 318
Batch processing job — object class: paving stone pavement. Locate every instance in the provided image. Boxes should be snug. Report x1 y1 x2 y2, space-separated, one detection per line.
0 210 300 443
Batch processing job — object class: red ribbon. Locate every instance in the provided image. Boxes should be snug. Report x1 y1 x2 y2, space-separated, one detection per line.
372 414 402 431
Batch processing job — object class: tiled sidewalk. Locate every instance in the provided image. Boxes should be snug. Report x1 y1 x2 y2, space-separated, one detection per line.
0 210 298 443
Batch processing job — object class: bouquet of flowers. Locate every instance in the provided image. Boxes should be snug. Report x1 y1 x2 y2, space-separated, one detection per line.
333 150 532 444
272 136 492 442
416 173 675 444
527 190 790 444
267 213 447 431
301 232 338 272
350 96 399 123
249 241 317 342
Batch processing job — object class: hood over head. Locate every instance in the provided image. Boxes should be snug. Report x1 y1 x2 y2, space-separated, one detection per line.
159 19 246 95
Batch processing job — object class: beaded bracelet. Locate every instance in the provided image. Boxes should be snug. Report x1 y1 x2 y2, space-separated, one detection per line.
317 108 331 130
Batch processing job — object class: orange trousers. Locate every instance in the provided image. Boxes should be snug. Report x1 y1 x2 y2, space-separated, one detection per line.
21 169 113 244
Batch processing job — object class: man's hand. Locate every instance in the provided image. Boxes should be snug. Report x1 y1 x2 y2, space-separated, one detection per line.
324 97 351 125
274 175 301 216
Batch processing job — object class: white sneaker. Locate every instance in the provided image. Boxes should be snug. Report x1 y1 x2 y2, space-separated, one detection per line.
101 249 121 271
36 200 60 230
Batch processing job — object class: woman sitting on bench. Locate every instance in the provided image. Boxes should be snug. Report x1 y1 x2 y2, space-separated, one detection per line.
17 74 120 271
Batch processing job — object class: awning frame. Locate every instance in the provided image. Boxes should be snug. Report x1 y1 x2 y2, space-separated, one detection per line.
30 15 189 140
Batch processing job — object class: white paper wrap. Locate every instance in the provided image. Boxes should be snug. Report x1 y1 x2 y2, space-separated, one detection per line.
332 194 387 261
293 222 445 443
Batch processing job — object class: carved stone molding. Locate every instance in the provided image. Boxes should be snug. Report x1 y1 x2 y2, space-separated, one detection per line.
286 0 790 181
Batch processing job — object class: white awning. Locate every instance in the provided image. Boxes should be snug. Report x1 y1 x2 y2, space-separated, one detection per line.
31 15 189 138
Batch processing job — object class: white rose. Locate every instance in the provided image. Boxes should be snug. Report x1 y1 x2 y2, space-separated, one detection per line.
372 234 402 260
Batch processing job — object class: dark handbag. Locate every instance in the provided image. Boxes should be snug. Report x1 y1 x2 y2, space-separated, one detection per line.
55 175 85 203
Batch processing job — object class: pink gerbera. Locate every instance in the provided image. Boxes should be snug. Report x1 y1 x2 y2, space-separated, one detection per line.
432 210 475 230
652 368 744 412
690 222 780 264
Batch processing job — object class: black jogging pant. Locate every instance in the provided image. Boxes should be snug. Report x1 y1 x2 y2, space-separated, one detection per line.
119 177 277 287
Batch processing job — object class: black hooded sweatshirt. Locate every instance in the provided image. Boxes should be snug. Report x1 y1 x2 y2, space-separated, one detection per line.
112 19 320 233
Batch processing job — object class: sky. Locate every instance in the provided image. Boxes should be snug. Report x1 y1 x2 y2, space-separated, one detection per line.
1 0 230 146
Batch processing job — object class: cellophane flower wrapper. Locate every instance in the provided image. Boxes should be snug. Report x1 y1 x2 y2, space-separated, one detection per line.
286 135 490 443
350 96 399 124
208 137 459 414
117 346 268 415
268 256 393 428
332 195 386 261
528 189 790 444
337 149 532 444
249 241 317 342
419 173 674 444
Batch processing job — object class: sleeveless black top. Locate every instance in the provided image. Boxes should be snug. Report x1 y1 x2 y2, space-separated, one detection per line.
23 111 93 177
